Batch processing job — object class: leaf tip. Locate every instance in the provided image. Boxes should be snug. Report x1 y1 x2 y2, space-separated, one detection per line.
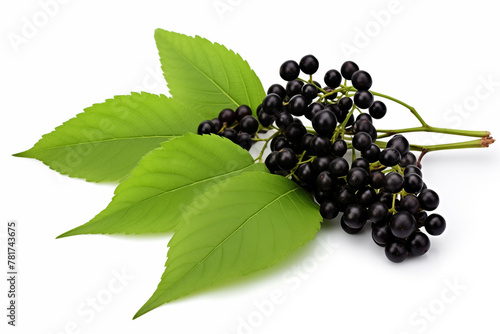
12 150 30 158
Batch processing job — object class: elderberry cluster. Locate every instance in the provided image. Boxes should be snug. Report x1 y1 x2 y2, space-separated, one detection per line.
197 105 259 150
260 56 446 263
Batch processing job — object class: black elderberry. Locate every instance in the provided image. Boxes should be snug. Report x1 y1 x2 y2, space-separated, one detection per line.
219 108 236 124
239 115 259 134
351 70 373 90
235 105 253 121
288 95 308 116
312 110 337 138
221 128 237 142
262 93 283 115
424 214 446 235
369 101 387 119
354 90 374 109
418 189 439 211
276 148 298 170
284 123 307 144
340 61 359 80
299 55 319 75
385 242 408 263
383 172 405 193
198 120 215 135
320 199 339 220
301 84 318 100
390 211 416 239
332 139 348 157
324 69 342 88
280 60 300 81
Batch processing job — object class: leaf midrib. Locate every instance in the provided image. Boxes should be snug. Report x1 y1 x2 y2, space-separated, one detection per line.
162 38 240 107
97 163 259 221
153 186 301 301
20 135 180 155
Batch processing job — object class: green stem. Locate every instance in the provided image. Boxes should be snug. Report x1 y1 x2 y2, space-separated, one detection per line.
374 137 494 152
254 131 280 163
370 90 428 127
377 126 490 139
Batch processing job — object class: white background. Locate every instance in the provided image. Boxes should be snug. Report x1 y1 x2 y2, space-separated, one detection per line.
1 0 500 333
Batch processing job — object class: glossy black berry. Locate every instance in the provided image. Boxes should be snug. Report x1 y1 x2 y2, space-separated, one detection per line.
300 133 315 151
299 55 319 75
372 224 392 247
264 151 279 173
418 189 439 211
270 135 290 151
362 144 381 163
343 204 368 229
324 69 342 88
340 61 359 80
341 216 364 234
316 171 335 193
347 167 369 189
267 84 287 100
356 113 373 123
387 135 410 157
338 97 353 112
352 132 373 151
286 80 304 97
424 214 446 235
280 60 300 81
276 148 298 170
221 128 237 142
301 84 318 100
312 156 332 174
404 173 424 194
390 211 416 239
383 172 405 194
415 211 428 228
312 110 337 137
369 100 387 119
239 115 259 134
262 93 283 115
235 105 253 121
399 152 417 167
354 90 374 109
305 102 324 120
257 108 274 127
211 118 222 133
237 132 253 150
385 242 408 263
320 199 339 220
368 202 389 224
276 112 294 130
351 158 370 172
219 108 236 124
295 162 314 183
284 123 307 144
198 120 215 134
288 95 308 116
379 148 401 167
407 231 430 256
377 191 394 208
369 171 385 189
329 157 349 177
356 187 377 206
309 136 331 156
404 165 423 177
399 194 420 214
332 139 348 157
351 70 372 90
334 185 356 206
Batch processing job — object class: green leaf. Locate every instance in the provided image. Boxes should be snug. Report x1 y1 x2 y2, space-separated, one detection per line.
14 93 208 182
57 134 266 237
133 172 321 319
155 29 266 115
